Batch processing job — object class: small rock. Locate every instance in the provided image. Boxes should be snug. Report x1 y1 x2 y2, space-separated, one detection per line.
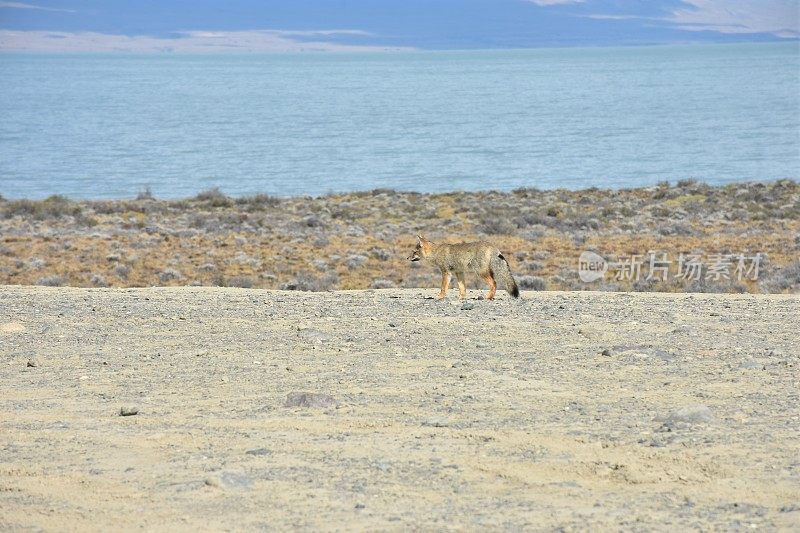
120 406 139 416
355 503 366 509
26 358 39 368
461 302 475 310
601 348 612 356
284 392 338 408
204 477 220 488
245 448 271 456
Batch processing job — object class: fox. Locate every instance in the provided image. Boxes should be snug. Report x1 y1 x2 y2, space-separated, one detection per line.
407 235 520 300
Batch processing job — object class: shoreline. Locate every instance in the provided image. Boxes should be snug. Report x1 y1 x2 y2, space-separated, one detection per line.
1 177 795 203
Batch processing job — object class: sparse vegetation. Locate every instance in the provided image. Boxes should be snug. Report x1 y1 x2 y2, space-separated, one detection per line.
90 274 109 287
0 180 797 293
159 269 183 283
194 187 234 208
760 260 800 293
517 275 546 291
136 187 155 201
226 275 254 288
2 195 82 220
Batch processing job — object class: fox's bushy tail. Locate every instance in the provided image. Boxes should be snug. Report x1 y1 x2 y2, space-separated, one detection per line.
491 253 520 298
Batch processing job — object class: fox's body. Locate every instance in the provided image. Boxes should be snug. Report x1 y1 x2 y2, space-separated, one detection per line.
408 236 520 300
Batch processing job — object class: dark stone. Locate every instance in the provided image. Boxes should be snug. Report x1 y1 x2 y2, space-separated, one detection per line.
245 448 271 456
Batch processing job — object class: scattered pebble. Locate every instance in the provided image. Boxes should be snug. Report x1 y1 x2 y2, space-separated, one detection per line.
601 348 612 356
461 302 475 310
26 358 39 368
120 406 139 416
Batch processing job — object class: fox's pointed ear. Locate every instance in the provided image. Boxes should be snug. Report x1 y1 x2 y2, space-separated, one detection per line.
417 234 427 243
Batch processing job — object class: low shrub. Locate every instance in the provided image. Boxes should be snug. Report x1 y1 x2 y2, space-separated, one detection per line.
37 275 65 287
517 275 546 291
194 188 233 208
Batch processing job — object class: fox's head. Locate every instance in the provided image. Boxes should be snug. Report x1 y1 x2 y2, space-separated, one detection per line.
408 235 432 262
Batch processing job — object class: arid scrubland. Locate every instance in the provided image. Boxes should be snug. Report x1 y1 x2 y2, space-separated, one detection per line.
1 179 798 293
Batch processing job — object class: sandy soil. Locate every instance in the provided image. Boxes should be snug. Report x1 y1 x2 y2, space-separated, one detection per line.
1 286 798 531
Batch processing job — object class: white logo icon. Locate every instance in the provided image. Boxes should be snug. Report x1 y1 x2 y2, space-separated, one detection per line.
578 251 607 282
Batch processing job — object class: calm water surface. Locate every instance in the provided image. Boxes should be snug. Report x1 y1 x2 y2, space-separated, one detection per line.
0 42 798 199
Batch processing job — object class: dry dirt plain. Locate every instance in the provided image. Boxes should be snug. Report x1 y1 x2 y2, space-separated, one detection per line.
1 286 798 531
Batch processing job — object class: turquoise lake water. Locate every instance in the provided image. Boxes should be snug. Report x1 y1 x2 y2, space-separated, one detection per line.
0 42 798 199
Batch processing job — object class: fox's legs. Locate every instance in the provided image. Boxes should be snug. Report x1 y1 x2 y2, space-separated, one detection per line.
456 272 467 299
436 271 451 300
480 271 497 300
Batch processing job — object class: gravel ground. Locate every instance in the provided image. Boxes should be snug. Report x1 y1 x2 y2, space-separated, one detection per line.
1 286 798 531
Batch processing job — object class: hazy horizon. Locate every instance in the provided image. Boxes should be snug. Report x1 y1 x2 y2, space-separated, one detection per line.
1 0 797 53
